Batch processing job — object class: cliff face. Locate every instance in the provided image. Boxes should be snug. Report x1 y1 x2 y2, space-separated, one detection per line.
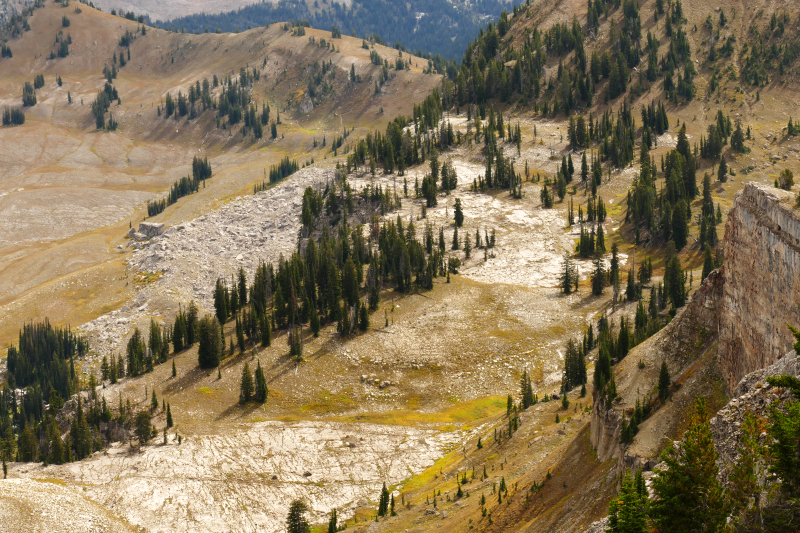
719 183 800 393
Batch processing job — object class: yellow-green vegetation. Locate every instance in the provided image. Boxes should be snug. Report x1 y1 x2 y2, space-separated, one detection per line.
327 395 507 430
132 271 162 286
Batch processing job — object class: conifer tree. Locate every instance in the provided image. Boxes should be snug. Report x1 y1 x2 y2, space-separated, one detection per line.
592 254 606 296
166 403 173 428
658 361 670 403
239 362 253 403
327 509 337 533
607 469 648 533
728 414 760 527
254 361 268 403
626 268 636 301
702 245 715 281
454 198 464 227
377 482 390 517
236 316 246 353
596 224 606 253
198 315 222 368
286 500 310 533
359 301 369 331
261 313 272 346
649 398 728 532
172 359 177 378
560 252 576 294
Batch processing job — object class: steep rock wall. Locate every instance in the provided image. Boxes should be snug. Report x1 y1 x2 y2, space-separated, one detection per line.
719 183 800 393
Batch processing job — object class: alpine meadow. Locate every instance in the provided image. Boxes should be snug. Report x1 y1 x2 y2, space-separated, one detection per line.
1 0 800 532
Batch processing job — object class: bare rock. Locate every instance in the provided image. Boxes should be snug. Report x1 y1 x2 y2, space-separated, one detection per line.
138 221 165 238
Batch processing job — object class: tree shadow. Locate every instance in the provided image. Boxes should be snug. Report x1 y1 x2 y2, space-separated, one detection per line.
161 363 214 395
215 400 264 422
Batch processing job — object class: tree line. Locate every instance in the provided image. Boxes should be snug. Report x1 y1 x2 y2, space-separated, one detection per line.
147 156 212 216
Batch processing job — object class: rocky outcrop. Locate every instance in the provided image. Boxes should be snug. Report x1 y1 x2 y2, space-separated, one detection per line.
719 183 800 393
138 221 165 238
711 350 800 478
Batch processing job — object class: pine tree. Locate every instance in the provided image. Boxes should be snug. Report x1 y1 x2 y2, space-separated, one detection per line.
728 414 760 526
254 361 269 403
239 361 253 403
592 254 606 296
377 482 390 517
702 245 715 281
197 315 222 368
649 398 729 532
607 469 648 533
718 154 728 183
286 500 310 533
359 301 369 331
560 252 576 294
658 361 670 403
454 198 464 227
172 359 177 378
626 268 636 301
596 224 606 253
166 403 173 428
236 316 245 353
327 509 338 533
151 390 158 411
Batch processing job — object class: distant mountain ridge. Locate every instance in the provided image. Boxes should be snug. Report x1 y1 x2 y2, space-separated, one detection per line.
157 0 519 60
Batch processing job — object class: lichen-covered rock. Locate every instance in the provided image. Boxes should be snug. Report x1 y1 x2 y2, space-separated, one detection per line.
720 183 800 393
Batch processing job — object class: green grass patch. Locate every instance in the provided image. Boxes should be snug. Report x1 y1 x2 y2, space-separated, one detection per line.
327 395 507 430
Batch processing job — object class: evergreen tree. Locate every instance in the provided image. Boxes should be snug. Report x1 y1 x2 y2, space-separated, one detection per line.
359 301 369 331
596 224 606 253
327 509 338 533
286 500 310 533
172 359 177 378
592 254 606 296
377 482 390 517
239 361 253 403
649 398 728 532
702 245 715 281
658 361 670 403
626 268 636 301
454 198 464 227
197 315 222 368
717 154 727 183
672 200 688 250
561 252 576 294
236 316 246 353
254 361 269 403
134 410 153 446
607 469 648 533
664 251 687 308
728 414 760 527
166 403 173 428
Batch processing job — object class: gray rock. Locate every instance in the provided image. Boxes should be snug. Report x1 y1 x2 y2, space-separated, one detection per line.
138 222 165 238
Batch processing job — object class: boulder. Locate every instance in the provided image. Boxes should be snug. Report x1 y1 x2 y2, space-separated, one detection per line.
138 222 165 238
